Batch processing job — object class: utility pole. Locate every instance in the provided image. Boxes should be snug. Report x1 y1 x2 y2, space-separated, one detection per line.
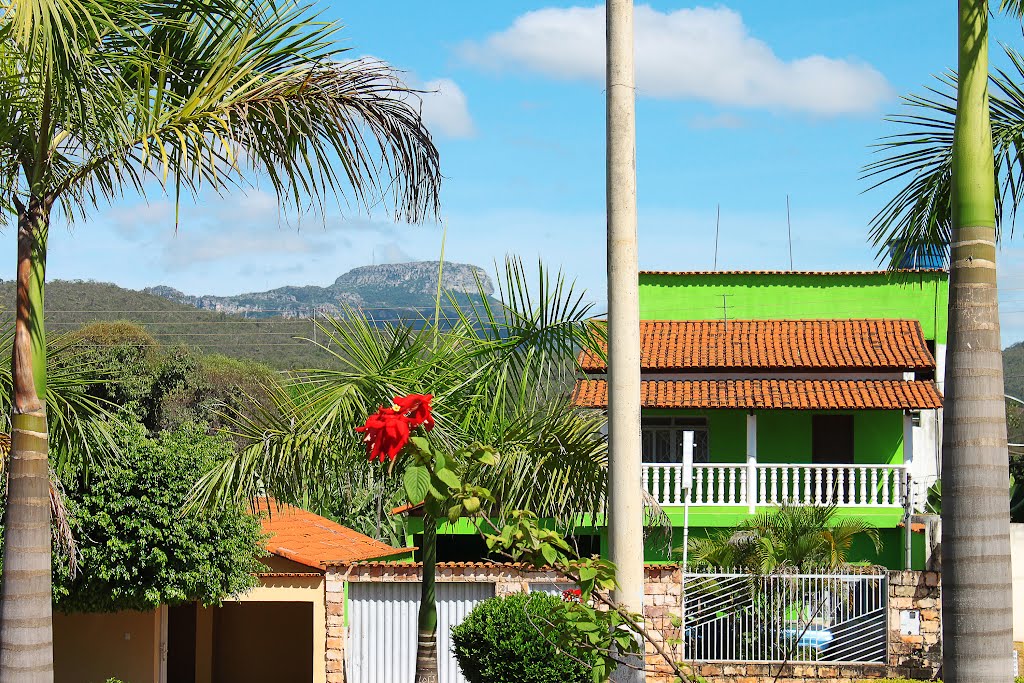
606 2 643 681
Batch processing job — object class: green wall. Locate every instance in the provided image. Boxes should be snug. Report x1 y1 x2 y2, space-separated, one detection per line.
643 408 904 466
638 271 949 343
647 526 924 570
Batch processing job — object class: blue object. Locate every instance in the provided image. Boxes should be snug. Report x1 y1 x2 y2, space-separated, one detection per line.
887 241 946 270
780 624 834 651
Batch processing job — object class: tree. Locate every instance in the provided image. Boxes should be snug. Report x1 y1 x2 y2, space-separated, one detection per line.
0 1 440 678
192 258 609 682
865 2 1016 680
685 504 881 573
50 420 266 612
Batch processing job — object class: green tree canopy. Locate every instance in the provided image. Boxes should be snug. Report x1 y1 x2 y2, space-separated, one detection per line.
47 420 266 612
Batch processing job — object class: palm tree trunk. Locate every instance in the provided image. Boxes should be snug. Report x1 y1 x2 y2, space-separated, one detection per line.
0 198 52 683
942 3 1015 682
414 512 438 683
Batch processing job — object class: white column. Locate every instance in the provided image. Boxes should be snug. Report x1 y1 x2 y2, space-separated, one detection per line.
605 4 643 682
746 412 757 513
904 411 916 511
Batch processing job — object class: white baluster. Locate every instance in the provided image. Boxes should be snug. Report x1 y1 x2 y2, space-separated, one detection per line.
825 468 834 504
739 468 748 506
659 467 669 505
696 468 705 504
870 468 879 506
716 468 725 504
642 466 650 499
781 467 790 504
836 468 845 505
769 468 778 504
847 467 857 504
880 468 890 506
859 467 868 505
759 467 767 505
673 465 682 505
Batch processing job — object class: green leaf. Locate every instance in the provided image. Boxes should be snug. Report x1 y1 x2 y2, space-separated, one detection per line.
540 543 557 567
435 467 461 490
578 565 597 582
404 465 430 504
447 504 463 524
409 436 431 455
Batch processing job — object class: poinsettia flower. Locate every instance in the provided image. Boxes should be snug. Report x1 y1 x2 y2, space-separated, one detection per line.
561 588 582 603
356 406 411 462
393 393 434 431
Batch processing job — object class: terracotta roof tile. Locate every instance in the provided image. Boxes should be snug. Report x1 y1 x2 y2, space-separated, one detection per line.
639 269 946 276
578 319 935 372
572 378 943 411
256 498 406 570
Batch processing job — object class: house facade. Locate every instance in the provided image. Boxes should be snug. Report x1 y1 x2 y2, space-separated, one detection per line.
53 499 407 683
575 269 948 568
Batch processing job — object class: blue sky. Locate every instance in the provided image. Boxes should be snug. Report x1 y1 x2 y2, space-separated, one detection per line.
17 2 1024 342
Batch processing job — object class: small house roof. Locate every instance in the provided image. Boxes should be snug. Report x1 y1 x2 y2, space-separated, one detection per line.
578 319 935 372
256 497 406 569
572 378 943 411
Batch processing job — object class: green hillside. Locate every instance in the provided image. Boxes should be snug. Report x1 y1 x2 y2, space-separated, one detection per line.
0 280 331 369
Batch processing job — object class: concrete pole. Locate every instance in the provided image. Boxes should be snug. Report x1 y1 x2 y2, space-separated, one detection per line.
606 2 643 681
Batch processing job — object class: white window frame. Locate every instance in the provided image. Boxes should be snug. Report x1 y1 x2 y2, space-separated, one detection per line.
641 416 709 464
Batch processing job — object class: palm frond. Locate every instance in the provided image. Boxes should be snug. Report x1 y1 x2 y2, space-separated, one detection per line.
47 0 440 224
863 44 1024 265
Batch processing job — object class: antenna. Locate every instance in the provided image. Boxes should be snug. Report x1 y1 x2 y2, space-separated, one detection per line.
720 294 730 333
786 194 793 270
713 204 721 271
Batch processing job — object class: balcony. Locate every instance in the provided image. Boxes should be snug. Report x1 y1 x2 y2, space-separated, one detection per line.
641 463 910 510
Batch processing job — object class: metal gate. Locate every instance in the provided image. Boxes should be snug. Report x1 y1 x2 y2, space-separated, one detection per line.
683 570 888 663
346 581 495 683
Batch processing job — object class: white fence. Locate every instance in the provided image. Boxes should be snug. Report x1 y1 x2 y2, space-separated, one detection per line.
682 570 888 663
346 581 495 683
644 463 909 508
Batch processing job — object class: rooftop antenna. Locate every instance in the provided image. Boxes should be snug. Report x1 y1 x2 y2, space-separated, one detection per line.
713 204 721 271
786 194 794 270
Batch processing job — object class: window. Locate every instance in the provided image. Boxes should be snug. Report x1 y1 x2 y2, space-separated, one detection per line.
641 417 709 463
811 414 854 465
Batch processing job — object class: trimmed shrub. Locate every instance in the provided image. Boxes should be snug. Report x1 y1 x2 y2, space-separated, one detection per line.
451 592 592 683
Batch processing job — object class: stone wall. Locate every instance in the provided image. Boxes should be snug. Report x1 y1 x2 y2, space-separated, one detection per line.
324 563 942 683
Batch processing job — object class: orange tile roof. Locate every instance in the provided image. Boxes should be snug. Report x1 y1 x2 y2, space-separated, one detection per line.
639 269 946 276
572 378 943 410
255 498 406 570
578 319 935 372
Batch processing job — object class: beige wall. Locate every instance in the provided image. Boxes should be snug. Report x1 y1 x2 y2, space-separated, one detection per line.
54 610 159 683
1013 523 1024 642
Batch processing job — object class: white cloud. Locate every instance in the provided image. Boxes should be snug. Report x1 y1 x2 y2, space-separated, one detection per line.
688 112 746 130
420 78 476 139
460 5 893 115
357 56 475 139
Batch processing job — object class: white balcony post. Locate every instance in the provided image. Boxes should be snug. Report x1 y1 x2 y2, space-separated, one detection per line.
746 412 757 512
903 411 915 509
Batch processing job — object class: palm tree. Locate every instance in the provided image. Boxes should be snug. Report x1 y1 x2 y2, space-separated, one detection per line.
685 503 881 573
0 1 441 679
864 2 1015 681
192 257 608 683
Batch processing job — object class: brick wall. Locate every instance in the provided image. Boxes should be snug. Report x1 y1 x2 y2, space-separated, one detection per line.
324 564 942 683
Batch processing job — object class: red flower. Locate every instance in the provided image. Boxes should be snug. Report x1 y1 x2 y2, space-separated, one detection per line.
393 393 434 431
562 588 582 603
356 406 411 462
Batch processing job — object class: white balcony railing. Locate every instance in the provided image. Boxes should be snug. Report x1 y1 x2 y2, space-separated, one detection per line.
641 463 909 508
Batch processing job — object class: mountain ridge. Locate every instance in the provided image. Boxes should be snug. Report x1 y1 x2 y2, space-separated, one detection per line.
144 261 494 318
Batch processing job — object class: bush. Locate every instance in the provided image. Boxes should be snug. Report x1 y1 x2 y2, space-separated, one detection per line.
451 592 592 683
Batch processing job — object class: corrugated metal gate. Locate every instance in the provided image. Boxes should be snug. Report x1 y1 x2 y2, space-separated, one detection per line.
346 582 495 683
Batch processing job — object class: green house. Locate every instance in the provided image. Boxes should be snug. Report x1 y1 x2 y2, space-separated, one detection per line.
398 269 948 570
575 268 948 569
